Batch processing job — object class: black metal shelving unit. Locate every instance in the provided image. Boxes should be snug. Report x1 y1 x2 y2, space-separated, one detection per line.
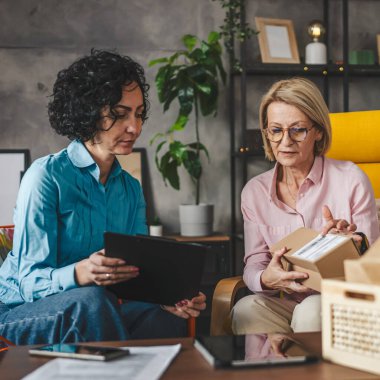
229 0 380 274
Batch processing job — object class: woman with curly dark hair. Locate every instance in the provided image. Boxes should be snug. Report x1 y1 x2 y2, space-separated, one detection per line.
0 49 205 345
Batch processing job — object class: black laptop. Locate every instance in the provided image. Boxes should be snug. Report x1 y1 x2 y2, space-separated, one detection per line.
104 232 209 305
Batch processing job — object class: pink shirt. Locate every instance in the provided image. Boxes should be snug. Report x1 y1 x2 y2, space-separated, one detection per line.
241 156 379 302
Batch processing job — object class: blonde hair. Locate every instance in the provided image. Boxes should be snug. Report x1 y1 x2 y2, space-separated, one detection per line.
259 77 331 161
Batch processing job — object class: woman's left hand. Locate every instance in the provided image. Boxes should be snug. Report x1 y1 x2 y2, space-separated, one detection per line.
161 292 206 319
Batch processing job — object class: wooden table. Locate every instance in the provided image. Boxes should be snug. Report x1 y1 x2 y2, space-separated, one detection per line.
1 333 379 379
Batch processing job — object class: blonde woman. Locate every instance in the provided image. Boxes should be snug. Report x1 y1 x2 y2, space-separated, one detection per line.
232 77 379 334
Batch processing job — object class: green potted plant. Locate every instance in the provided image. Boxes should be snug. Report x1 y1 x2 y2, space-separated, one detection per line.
149 31 226 236
149 216 163 237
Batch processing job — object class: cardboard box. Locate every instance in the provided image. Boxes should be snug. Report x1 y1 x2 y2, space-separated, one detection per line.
270 227 360 292
345 236 380 285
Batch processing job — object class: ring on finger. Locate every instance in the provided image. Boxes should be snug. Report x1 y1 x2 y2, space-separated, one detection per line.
106 273 111 279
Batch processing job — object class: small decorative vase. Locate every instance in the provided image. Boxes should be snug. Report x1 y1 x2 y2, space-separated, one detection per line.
149 225 163 237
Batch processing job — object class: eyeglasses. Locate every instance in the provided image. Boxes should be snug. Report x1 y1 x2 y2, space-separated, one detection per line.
265 125 315 143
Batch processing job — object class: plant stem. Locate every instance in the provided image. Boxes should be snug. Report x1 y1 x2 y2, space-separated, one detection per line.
195 96 200 205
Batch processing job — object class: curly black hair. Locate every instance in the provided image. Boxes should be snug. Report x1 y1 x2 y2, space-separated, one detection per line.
48 49 150 141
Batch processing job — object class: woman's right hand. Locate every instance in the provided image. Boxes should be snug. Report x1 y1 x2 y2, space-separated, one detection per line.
261 247 309 293
75 249 139 286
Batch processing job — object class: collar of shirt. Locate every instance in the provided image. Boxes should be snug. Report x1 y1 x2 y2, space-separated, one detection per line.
67 139 122 183
269 156 324 207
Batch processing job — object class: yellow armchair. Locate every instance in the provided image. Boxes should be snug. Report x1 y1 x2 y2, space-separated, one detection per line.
327 110 380 198
210 110 380 336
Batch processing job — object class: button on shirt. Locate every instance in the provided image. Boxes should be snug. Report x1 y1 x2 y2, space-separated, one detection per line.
0 140 147 306
241 156 379 303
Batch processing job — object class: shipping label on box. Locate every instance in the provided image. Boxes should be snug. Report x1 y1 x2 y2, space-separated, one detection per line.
270 227 360 292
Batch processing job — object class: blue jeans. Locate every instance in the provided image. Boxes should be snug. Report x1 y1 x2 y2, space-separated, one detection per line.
0 287 186 345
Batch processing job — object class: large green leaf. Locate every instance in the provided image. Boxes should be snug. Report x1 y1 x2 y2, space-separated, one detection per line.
148 57 169 67
189 47 206 63
158 150 171 173
188 142 210 160
195 82 212 95
163 160 180 190
154 140 167 171
198 80 218 116
155 65 171 103
169 141 188 164
183 150 202 180
155 140 167 154
200 41 210 54
163 86 179 112
168 114 188 132
207 31 220 44
168 52 181 64
182 34 197 51
178 86 194 116
149 132 165 146
158 150 181 190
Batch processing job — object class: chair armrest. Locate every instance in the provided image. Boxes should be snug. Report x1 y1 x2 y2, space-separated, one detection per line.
210 276 246 336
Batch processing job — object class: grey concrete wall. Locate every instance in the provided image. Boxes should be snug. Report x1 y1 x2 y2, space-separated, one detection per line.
0 0 379 237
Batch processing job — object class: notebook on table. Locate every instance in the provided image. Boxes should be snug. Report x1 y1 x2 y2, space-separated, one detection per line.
194 334 319 368
104 232 209 306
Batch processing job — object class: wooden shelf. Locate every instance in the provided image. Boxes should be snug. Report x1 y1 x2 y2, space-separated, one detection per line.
164 233 230 242
231 63 380 77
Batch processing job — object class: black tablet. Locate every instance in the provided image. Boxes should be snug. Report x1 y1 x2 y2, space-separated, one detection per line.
104 232 208 305
194 334 319 368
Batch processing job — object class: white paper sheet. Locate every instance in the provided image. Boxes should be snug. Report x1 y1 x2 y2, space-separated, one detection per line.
23 344 181 380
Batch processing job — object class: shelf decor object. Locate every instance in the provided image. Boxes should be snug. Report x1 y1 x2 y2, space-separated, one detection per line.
149 217 163 237
348 50 375 65
305 20 327 64
117 148 146 187
0 149 30 226
255 17 300 64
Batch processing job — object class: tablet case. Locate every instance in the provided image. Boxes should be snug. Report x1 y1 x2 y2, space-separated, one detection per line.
104 232 208 305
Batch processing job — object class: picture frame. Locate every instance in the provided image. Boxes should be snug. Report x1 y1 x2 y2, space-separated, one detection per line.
116 148 147 190
0 149 31 226
255 17 300 64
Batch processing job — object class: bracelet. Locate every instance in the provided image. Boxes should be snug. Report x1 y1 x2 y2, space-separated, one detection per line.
353 232 369 255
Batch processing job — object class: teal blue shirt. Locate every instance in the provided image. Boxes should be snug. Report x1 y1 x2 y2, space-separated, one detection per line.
0 140 147 306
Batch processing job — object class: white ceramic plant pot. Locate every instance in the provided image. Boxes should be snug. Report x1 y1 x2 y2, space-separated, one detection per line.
149 225 163 237
179 204 214 237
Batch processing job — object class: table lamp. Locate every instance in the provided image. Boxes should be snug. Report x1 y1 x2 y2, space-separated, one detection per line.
305 20 327 64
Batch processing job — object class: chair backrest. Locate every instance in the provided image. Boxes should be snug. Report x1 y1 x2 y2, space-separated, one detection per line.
326 110 380 198
0 225 14 266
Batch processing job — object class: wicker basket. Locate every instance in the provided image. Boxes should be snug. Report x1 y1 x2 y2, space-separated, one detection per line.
322 279 380 375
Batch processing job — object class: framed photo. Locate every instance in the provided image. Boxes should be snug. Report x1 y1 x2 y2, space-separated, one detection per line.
116 148 147 190
0 149 30 226
377 34 380 64
255 17 300 64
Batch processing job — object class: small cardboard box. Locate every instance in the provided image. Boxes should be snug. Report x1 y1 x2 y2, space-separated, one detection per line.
344 236 380 285
270 227 360 292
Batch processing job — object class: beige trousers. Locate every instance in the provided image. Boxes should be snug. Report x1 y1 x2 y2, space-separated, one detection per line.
231 294 321 335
